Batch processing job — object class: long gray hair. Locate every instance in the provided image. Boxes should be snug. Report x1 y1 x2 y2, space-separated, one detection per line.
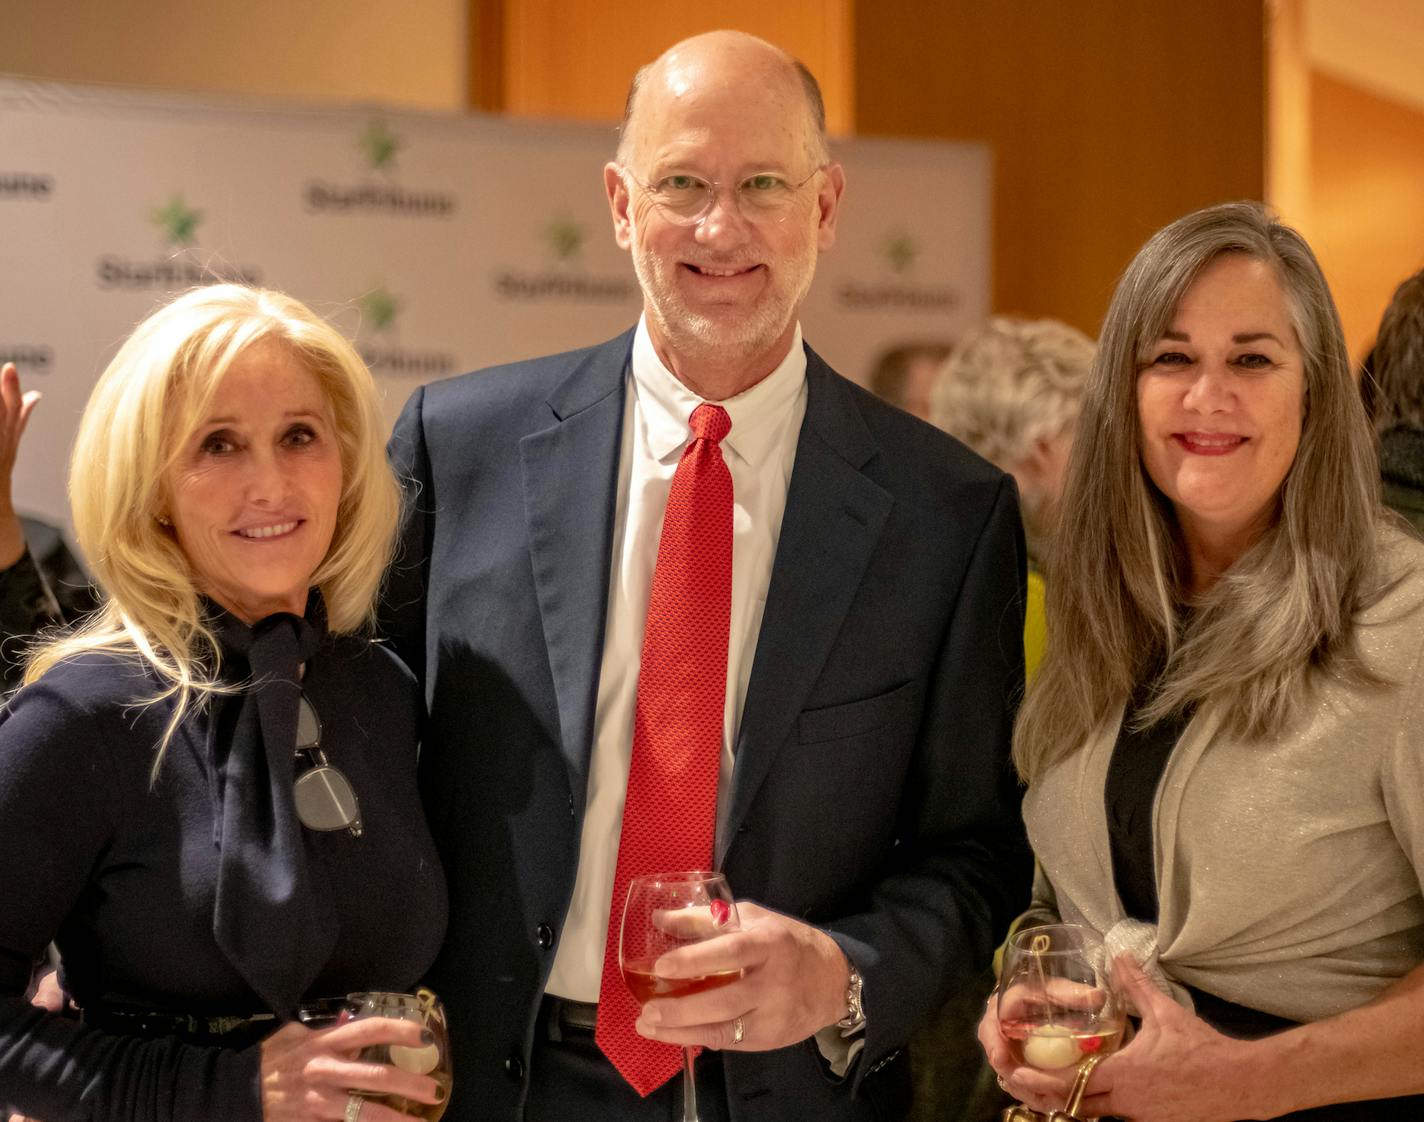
1015 202 1382 780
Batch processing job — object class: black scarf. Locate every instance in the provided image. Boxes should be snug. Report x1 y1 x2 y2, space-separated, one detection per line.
207 592 336 1019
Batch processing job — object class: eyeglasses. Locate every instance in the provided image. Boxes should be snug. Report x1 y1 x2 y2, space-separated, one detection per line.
293 693 363 837
617 165 824 227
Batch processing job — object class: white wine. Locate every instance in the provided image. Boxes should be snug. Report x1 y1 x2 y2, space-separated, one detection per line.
999 1015 1124 1070
349 989 452 1120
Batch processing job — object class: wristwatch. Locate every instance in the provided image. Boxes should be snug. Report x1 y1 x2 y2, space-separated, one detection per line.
836 961 866 1031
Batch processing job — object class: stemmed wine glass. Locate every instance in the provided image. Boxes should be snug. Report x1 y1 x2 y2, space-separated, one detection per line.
620 871 741 1122
996 924 1124 1117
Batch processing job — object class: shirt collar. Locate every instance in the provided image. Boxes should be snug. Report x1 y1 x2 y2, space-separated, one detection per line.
630 316 807 468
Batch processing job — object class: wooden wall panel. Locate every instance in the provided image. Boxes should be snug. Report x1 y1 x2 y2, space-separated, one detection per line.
498 0 854 134
853 1 1266 337
0 0 467 111
1267 0 1311 225
1307 69 1424 358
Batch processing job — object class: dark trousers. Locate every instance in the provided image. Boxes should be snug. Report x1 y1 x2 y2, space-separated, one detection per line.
525 997 731 1122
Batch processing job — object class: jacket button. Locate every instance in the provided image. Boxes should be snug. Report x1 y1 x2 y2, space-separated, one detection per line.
504 1053 525 1082
536 922 555 950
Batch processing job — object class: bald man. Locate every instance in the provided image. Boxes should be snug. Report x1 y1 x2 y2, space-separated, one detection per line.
382 31 1031 1122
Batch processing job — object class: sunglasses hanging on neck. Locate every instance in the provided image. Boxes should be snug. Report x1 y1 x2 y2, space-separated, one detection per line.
293 693 363 837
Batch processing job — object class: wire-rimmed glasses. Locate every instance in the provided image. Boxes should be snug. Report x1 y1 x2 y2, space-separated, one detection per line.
616 165 825 226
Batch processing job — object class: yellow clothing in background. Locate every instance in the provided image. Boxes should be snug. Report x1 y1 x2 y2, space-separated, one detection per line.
1024 568 1047 682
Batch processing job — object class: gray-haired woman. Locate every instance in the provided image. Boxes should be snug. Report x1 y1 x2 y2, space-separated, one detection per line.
978 201 1424 1120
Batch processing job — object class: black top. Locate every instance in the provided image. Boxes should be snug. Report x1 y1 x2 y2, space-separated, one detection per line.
1103 673 1192 924
0 631 448 1122
1104 677 1423 1120
1381 426 1424 535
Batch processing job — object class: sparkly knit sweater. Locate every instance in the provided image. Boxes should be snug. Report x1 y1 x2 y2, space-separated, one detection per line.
1025 526 1424 1023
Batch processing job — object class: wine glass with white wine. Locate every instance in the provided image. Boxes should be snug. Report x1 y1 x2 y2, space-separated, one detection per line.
997 924 1124 1078
343 988 452 1121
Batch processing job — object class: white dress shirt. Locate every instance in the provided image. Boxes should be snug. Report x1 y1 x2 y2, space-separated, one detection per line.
545 318 808 1001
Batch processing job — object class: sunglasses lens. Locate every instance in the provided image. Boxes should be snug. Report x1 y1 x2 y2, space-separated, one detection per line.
296 695 321 748
294 766 360 831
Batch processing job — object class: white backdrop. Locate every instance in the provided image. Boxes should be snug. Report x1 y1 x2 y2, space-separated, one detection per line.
0 77 990 529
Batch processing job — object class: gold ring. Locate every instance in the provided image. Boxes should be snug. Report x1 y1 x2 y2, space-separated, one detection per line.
731 1016 745 1045
345 1094 364 1122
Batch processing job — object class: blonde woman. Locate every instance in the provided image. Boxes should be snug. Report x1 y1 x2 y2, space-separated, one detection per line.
0 286 447 1122
978 203 1424 1120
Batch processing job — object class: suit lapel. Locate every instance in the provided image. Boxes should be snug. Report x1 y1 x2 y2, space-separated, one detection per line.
720 349 893 859
520 330 633 811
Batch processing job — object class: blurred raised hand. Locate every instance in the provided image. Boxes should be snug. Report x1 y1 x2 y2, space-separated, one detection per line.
0 362 43 569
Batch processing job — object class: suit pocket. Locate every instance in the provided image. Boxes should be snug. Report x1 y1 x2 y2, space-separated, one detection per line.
797 681 914 744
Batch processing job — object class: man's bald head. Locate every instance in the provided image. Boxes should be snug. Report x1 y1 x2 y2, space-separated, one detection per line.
616 31 829 169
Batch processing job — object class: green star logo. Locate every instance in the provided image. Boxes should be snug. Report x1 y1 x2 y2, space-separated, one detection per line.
152 195 202 247
544 216 584 261
358 121 401 171
357 286 400 333
884 229 918 274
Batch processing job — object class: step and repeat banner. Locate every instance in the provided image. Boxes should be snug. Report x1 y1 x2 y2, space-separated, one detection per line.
0 77 989 529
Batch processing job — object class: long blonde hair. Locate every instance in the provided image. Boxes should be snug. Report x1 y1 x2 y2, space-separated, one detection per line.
25 285 400 770
1015 202 1382 780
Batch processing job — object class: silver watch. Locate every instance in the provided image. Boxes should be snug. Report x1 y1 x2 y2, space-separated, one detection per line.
836 961 865 1031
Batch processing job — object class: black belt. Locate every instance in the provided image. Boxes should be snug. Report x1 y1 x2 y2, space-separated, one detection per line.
83 1003 281 1047
540 995 599 1040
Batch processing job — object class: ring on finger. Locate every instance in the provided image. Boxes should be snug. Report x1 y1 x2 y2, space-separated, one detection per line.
345 1093 365 1122
996 1074 1008 1092
731 1016 745 1045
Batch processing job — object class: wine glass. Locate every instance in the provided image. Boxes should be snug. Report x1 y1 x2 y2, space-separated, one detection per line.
997 924 1125 1078
344 988 453 1121
620 871 741 1122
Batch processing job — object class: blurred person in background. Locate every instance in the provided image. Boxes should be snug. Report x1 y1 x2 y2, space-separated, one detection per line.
0 362 99 690
909 316 1093 1122
979 201 1424 1120
930 316 1095 678
866 340 953 420
1370 267 1424 532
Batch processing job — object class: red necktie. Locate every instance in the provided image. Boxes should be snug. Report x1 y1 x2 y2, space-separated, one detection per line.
595 403 734 1095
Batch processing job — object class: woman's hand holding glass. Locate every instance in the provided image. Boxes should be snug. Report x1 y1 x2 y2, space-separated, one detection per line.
981 935 1265 1121
342 991 451 1121
979 924 1125 1115
1071 956 1263 1122
258 1009 446 1122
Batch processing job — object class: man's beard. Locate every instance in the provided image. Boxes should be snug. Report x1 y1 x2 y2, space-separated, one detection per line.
629 232 818 369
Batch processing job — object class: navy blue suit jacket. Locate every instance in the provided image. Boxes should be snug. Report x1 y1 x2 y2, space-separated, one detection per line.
383 329 1032 1121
